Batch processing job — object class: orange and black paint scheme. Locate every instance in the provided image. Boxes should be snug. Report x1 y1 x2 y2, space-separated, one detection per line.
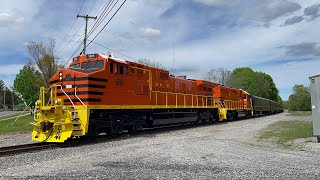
32 53 283 143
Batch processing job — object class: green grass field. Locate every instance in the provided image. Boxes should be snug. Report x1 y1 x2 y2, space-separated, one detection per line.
259 120 313 147
288 111 312 116
0 113 34 134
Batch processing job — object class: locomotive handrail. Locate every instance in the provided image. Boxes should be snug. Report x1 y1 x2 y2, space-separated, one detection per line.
75 87 87 109
54 85 76 119
130 65 221 109
153 90 216 108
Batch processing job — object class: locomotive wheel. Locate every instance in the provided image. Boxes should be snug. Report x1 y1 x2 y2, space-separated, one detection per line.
128 125 137 134
226 111 233 121
232 111 238 120
112 122 123 134
88 124 99 137
244 110 251 118
209 118 214 124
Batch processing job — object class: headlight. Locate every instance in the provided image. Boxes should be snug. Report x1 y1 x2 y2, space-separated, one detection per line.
55 99 62 105
59 72 63 77
35 100 41 106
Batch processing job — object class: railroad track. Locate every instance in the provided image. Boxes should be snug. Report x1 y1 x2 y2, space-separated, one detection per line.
0 143 58 157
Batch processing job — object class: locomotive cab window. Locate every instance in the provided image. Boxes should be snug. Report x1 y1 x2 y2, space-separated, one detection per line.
69 60 104 73
81 60 104 70
116 64 119 74
119 66 124 75
110 63 114 73
69 63 80 69
125 66 129 76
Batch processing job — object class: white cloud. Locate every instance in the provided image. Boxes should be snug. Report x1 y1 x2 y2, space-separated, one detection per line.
194 0 240 7
0 10 25 29
139 27 161 38
243 0 301 23
304 3 320 21
0 64 23 87
0 64 24 75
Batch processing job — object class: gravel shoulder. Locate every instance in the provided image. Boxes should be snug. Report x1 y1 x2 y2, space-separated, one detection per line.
0 132 33 148
1 112 320 179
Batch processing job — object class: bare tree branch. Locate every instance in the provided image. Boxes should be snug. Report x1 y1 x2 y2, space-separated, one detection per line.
203 68 231 85
26 38 59 87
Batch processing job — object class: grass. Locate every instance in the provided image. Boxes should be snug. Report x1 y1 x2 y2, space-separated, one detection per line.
0 113 34 134
259 120 313 147
288 111 312 116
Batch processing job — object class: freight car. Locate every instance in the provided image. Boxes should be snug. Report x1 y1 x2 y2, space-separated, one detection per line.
31 53 282 143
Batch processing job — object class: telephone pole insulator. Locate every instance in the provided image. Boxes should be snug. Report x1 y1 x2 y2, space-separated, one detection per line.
77 14 97 55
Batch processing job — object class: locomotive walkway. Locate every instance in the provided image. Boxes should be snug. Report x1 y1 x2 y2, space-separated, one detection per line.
1 112 320 179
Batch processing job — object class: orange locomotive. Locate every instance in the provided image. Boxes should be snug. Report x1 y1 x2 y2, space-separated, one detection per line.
32 53 253 142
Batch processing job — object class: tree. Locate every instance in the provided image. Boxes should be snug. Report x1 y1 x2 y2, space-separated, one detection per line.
226 67 280 102
226 67 257 94
14 65 42 104
0 81 20 110
27 38 59 87
0 80 5 106
137 59 167 70
287 85 311 111
203 68 231 85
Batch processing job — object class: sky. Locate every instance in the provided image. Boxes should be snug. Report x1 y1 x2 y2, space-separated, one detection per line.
1 0 320 100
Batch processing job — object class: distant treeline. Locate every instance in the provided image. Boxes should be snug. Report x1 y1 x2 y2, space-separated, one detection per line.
203 67 281 103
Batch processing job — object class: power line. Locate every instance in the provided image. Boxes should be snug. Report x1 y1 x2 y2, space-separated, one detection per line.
87 0 113 30
54 0 86 54
59 1 113 62
56 0 98 58
64 0 126 65
87 0 117 37
63 42 83 67
77 15 97 55
87 0 98 14
89 40 137 60
87 0 127 48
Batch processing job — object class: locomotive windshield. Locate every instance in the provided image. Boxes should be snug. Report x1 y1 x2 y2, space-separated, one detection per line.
69 60 104 73
69 63 80 69
81 60 104 70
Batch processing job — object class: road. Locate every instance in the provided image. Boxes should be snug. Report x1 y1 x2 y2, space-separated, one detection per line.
1 112 320 179
0 111 22 118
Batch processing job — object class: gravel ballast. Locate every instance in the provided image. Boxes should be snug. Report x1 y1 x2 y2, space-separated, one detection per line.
1 112 320 179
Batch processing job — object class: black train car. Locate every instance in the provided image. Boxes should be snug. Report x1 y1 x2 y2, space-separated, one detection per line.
251 95 283 115
271 101 284 113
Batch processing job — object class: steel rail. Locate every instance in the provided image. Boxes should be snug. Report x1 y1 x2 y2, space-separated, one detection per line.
0 143 58 157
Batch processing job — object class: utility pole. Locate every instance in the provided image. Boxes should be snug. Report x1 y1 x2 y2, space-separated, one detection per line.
54 57 59 69
3 87 5 110
77 14 97 55
11 87 14 111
